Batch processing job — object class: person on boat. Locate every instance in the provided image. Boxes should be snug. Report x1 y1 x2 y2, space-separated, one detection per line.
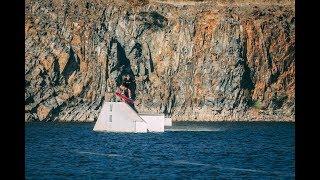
116 83 132 101
122 74 132 90
116 76 137 112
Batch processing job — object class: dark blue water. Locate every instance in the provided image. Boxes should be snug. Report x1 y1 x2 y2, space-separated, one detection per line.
25 122 295 179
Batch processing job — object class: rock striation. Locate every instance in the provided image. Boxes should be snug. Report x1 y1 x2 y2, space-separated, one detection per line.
25 0 295 122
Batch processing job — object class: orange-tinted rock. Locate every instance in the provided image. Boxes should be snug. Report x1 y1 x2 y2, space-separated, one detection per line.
37 105 51 121
25 0 295 122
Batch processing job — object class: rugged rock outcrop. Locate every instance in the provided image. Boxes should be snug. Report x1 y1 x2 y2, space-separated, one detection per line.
25 0 295 122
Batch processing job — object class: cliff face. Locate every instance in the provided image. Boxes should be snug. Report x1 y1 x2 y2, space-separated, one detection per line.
25 0 295 122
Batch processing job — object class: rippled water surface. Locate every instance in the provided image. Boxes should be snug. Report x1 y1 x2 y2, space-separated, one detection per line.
25 122 295 179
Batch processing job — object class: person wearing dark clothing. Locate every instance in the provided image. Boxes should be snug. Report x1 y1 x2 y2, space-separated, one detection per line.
115 74 138 112
122 74 132 90
116 83 132 99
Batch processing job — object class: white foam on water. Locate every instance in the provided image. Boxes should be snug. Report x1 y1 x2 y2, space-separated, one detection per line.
212 165 293 176
77 151 123 157
218 166 269 173
170 160 266 172
171 160 210 166
170 160 292 176
165 127 224 132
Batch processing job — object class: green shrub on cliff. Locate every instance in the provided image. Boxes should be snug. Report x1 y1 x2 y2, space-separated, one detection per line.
253 100 262 109
248 99 262 109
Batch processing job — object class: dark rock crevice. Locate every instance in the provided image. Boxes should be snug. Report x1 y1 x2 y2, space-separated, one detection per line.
62 46 80 84
109 38 137 100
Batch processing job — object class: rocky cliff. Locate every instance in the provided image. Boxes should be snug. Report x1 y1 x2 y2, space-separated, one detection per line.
25 0 295 122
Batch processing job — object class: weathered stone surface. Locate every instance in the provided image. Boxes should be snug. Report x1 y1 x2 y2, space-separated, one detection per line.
37 104 51 121
25 0 295 122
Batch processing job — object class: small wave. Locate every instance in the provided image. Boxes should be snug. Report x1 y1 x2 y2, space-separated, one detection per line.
77 151 122 157
219 166 268 173
215 166 294 176
165 127 223 132
171 160 267 171
170 160 292 176
171 160 210 166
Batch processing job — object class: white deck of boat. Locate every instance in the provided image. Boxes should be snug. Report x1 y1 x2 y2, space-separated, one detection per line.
93 102 171 133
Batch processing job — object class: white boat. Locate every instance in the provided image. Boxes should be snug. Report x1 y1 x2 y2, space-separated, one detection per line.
93 102 172 133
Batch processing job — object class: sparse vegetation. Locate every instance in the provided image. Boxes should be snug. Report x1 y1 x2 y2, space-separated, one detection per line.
252 100 262 109
248 99 262 109
128 0 150 6
271 93 288 109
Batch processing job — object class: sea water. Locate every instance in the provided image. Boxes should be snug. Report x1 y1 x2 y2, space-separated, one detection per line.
25 122 295 179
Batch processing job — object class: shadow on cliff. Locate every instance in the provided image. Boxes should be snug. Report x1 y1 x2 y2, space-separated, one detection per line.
136 11 168 38
62 47 80 84
109 38 138 111
236 38 256 109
